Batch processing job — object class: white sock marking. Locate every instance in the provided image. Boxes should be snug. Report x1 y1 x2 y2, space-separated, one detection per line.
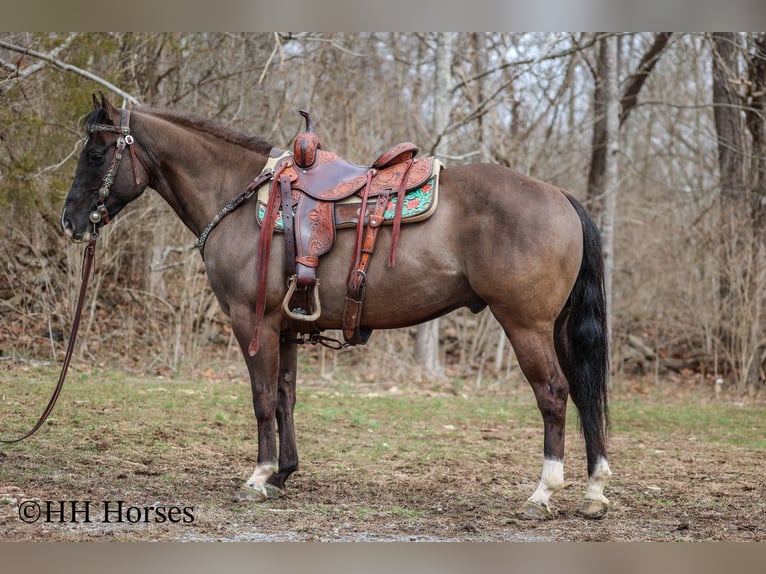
528 458 565 507
246 462 278 493
584 456 612 504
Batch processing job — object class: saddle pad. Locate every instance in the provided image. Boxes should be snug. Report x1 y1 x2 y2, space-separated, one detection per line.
256 165 442 232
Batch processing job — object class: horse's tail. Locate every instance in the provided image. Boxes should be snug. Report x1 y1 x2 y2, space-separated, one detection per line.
558 192 610 473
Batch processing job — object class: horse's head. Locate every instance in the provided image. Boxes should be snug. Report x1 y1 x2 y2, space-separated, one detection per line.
61 93 149 242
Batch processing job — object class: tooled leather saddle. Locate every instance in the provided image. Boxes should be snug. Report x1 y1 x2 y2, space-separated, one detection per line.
247 110 442 355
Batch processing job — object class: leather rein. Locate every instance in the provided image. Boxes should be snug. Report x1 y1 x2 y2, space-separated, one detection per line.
0 110 140 444
0 235 97 443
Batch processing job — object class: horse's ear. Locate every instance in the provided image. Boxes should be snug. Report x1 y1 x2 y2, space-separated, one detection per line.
92 93 100 110
97 91 120 124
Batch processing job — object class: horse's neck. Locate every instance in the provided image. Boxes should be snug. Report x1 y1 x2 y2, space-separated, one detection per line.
139 116 268 238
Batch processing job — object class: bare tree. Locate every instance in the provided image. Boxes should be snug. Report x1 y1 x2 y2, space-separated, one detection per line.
587 33 673 218
712 33 747 204
415 32 456 378
711 32 766 391
746 33 766 228
6 32 766 392
601 35 620 348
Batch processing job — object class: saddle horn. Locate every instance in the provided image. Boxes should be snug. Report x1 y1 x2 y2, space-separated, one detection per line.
299 109 314 133
293 110 321 169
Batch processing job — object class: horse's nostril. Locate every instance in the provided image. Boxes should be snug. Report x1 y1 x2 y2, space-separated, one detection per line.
60 208 83 241
61 208 71 233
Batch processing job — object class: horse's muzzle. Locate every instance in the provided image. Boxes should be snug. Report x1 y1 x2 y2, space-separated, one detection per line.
61 207 92 243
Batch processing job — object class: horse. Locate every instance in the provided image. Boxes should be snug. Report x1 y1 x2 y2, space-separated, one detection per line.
61 94 612 519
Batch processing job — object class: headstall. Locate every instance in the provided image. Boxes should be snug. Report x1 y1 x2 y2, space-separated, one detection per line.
86 107 144 227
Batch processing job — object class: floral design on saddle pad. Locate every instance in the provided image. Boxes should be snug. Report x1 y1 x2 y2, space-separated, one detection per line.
257 178 438 231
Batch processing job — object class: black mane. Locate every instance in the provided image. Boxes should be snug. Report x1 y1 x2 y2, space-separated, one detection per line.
140 106 274 155
84 105 274 156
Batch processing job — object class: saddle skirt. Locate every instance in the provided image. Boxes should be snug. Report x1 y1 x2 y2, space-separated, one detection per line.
256 150 443 231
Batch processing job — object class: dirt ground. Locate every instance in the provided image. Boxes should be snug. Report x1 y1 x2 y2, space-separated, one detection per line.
2 440 763 542
1 375 764 542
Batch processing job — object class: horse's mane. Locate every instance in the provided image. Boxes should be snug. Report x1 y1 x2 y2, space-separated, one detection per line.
142 107 274 154
84 106 274 155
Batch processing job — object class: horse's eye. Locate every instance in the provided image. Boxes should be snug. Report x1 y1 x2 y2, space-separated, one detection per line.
87 150 105 165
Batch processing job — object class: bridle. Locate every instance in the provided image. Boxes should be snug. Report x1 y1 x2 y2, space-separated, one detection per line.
85 107 146 226
0 107 144 444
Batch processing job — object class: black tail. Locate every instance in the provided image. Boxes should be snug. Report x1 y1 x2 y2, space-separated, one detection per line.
559 192 610 474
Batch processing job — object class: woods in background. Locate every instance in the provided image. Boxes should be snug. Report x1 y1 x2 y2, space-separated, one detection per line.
1 32 765 393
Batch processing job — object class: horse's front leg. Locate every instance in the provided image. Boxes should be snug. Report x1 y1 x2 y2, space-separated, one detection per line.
232 311 281 501
264 337 299 497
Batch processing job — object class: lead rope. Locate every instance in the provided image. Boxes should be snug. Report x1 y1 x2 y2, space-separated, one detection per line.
1 234 97 444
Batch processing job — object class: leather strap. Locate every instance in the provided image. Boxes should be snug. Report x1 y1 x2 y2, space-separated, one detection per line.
279 173 296 278
280 174 319 335
347 170 375 284
343 174 390 344
349 189 390 297
197 161 281 258
1 236 97 443
248 164 288 357
387 158 415 267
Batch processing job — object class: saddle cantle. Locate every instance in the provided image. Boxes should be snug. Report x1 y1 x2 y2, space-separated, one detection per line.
248 111 443 354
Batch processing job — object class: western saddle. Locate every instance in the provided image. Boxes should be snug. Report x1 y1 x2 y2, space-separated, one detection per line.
247 110 442 356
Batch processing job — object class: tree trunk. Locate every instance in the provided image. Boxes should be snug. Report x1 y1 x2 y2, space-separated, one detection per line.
619 32 672 125
746 33 766 229
586 35 609 220
415 32 456 377
712 33 747 203
601 35 620 348
588 33 672 220
711 32 760 391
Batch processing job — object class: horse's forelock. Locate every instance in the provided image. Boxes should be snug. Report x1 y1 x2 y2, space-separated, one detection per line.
83 107 110 129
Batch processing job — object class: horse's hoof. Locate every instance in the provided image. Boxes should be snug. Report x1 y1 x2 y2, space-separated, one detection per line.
235 484 268 502
578 499 608 519
519 500 553 520
264 483 286 499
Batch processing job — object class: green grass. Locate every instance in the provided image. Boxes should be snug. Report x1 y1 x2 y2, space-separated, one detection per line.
612 399 766 449
2 364 765 542
1 365 764 492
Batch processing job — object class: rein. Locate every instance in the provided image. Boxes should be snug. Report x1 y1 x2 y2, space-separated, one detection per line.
1 234 98 443
2 108 133 444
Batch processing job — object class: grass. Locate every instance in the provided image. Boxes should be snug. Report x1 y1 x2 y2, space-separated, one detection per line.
2 362 765 541
1 367 759 512
612 398 766 449
2 365 764 472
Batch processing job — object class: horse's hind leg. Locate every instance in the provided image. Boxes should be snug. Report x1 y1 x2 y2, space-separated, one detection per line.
264 337 300 497
505 326 570 519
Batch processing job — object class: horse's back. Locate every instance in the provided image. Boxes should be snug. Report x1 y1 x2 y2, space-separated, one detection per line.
206 161 585 333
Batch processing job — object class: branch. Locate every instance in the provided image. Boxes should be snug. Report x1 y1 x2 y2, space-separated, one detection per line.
0 33 76 79
0 37 140 105
620 32 673 126
451 33 608 95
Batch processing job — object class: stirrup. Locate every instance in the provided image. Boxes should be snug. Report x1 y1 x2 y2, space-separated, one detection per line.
281 275 322 322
